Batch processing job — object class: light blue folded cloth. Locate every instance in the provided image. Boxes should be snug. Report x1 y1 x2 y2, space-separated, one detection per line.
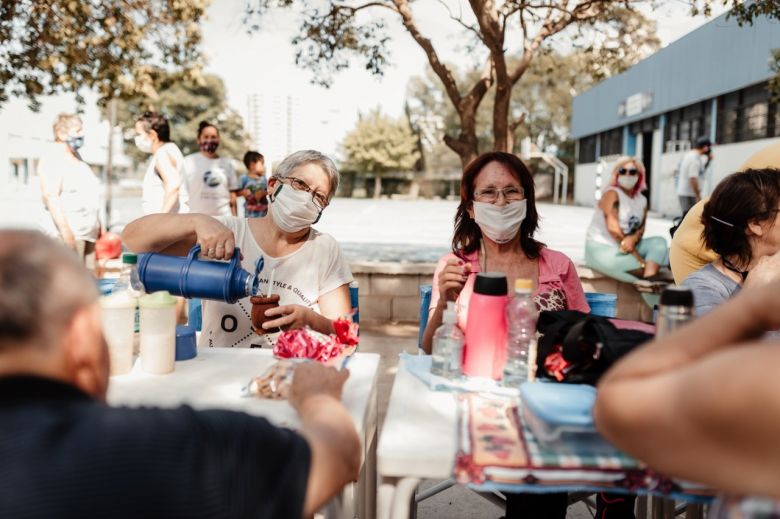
400 352 519 397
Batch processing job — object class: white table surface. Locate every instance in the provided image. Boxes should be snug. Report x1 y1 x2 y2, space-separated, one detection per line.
108 348 379 440
377 355 457 479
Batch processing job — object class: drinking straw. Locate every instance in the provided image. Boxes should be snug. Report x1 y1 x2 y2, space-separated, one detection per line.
266 268 276 298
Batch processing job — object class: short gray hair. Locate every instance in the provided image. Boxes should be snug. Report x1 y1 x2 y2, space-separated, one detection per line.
52 113 82 142
274 150 340 199
0 230 98 351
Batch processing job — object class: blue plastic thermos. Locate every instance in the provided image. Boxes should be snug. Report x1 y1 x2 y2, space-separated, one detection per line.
137 245 257 304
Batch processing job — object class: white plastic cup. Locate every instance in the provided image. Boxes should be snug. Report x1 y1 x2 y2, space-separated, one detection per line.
139 291 177 374
99 293 137 376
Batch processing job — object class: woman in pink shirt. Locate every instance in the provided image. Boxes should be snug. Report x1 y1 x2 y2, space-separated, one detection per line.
422 151 589 354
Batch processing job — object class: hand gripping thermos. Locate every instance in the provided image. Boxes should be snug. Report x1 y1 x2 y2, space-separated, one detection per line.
462 273 509 379
137 245 259 304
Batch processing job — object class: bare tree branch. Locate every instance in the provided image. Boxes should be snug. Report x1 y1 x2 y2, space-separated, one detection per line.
433 0 485 42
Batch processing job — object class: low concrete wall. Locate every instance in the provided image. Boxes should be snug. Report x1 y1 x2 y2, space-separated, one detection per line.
351 262 653 324
351 262 436 323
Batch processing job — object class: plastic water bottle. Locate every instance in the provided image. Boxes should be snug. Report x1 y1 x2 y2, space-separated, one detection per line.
655 286 694 337
503 279 537 387
431 302 464 379
112 252 144 331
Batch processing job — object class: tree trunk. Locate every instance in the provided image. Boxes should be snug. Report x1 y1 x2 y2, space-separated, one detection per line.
373 175 382 199
493 80 512 152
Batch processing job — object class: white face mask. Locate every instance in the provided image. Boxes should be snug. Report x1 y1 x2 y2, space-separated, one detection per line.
134 134 152 154
473 200 527 244
617 175 638 190
269 183 322 234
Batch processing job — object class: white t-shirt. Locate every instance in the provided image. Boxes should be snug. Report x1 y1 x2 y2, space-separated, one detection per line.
181 154 239 216
37 144 101 241
586 186 647 247
676 150 705 197
199 216 354 349
141 142 184 215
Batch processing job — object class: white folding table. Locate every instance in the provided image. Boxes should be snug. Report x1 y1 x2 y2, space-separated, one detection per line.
108 348 380 519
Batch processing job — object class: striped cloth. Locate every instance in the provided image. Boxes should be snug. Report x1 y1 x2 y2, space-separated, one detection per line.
454 393 712 502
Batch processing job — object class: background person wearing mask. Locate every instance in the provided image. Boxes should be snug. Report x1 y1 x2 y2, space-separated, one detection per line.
585 156 667 281
123 150 353 349
0 229 360 519
240 151 269 217
676 136 713 215
135 111 184 215
181 121 240 217
37 113 100 268
669 141 780 284
681 169 780 316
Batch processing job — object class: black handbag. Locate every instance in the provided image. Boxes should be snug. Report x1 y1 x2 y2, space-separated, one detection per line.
535 310 654 385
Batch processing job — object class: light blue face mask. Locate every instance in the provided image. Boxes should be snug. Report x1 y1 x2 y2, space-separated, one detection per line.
67 135 84 150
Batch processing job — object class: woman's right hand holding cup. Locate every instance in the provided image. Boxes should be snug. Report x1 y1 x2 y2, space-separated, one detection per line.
193 214 236 260
438 258 470 304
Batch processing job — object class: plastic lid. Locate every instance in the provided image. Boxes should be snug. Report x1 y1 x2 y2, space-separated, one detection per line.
473 272 508 296
139 290 176 308
660 286 694 307
443 301 457 324
514 278 533 293
121 252 138 265
99 292 137 309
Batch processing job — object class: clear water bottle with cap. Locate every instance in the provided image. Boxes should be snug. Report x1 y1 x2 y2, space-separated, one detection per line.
431 301 464 379
655 286 694 338
112 252 144 297
112 252 144 332
503 278 537 386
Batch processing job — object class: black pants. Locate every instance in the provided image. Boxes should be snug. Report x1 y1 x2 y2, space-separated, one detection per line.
504 492 636 518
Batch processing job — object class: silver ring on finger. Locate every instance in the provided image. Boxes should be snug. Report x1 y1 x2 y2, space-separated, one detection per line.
216 244 225 249
207 248 215 255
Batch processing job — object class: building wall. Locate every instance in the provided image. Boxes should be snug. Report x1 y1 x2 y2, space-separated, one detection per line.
573 163 599 207
571 11 780 138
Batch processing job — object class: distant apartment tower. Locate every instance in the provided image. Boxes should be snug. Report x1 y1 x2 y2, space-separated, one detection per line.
246 93 302 170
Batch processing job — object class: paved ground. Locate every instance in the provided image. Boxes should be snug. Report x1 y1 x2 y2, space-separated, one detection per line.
360 322 595 519
0 181 673 265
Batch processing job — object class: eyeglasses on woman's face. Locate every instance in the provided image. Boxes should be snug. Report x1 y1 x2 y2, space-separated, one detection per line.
274 176 330 209
473 186 525 204
618 167 639 176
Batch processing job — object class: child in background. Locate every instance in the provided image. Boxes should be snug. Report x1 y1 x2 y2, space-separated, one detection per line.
240 151 269 217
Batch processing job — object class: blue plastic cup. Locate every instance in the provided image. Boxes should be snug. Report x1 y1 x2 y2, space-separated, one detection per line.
586 292 617 318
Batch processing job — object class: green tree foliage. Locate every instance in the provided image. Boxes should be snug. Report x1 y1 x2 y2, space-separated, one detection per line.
246 0 658 166
407 45 658 172
0 0 209 110
111 73 251 166
342 109 420 197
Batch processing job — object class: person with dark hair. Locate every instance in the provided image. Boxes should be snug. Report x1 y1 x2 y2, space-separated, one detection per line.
240 151 269 217
181 121 240 217
585 156 668 281
676 136 713 215
135 111 185 215
681 168 780 315
422 151 589 353
0 229 360 518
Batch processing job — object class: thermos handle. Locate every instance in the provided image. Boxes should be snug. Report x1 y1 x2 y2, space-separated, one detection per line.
179 244 243 300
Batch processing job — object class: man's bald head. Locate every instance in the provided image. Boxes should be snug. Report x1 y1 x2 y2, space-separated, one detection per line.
0 230 98 351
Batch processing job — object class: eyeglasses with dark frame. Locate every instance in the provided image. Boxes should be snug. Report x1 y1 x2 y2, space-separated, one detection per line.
473 186 525 204
273 176 330 209
618 168 639 176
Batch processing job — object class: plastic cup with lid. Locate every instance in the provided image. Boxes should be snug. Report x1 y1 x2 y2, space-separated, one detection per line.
99 292 137 375
139 291 177 374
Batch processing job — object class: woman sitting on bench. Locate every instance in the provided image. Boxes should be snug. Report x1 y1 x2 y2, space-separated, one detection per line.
584 156 667 282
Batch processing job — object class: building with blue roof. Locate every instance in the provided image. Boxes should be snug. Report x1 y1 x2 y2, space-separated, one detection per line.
571 10 780 215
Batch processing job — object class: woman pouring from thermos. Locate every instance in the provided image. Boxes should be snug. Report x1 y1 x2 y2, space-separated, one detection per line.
122 150 353 349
